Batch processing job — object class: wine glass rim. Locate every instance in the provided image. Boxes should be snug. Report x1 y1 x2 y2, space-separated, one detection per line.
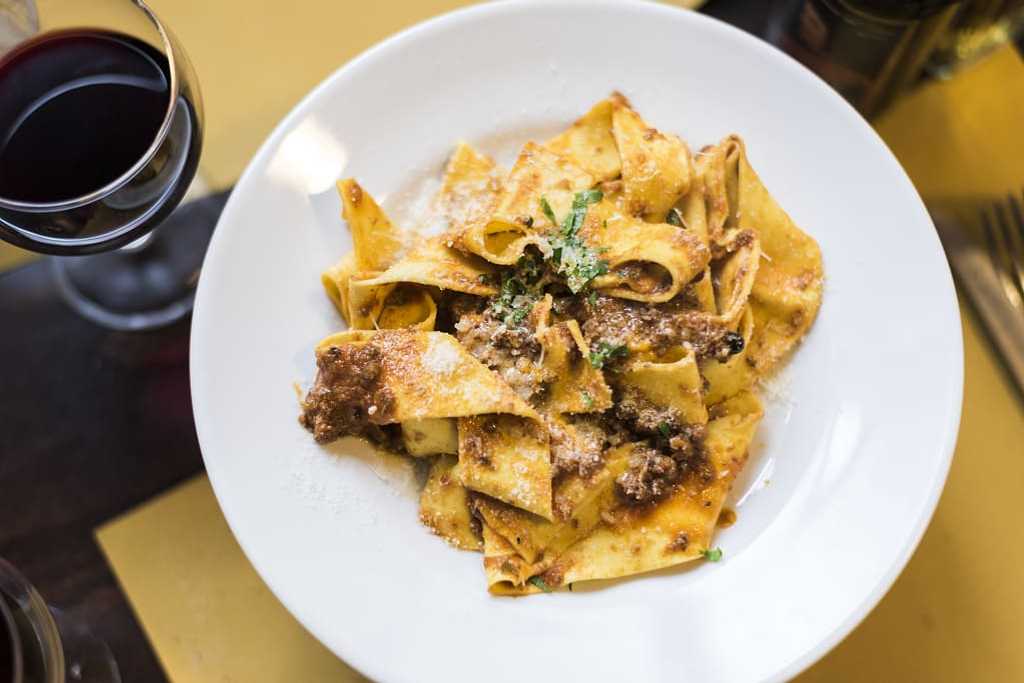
0 0 181 213
0 557 65 683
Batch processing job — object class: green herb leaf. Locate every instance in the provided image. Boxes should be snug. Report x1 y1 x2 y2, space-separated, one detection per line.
588 341 629 369
587 290 598 306
516 251 543 282
488 254 544 327
545 190 608 294
528 576 552 593
657 422 671 439
539 197 558 226
701 547 723 562
563 189 603 235
666 207 685 228
581 391 593 409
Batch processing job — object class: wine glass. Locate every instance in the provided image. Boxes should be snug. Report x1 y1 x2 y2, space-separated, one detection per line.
0 0 205 330
1 556 120 683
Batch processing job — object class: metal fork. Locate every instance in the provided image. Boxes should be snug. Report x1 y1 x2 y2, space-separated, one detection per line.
980 194 1024 314
932 194 1024 400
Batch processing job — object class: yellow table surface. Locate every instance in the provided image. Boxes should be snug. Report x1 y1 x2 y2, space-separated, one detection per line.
87 2 1024 682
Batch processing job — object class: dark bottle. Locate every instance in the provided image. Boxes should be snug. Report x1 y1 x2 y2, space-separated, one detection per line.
773 0 962 116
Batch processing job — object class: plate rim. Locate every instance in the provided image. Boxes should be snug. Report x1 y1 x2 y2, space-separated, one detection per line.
190 1 964 681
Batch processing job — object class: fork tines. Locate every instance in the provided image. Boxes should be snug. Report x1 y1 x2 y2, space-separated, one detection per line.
980 192 1024 312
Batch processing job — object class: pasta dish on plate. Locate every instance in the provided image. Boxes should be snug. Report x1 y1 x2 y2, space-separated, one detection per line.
297 93 823 594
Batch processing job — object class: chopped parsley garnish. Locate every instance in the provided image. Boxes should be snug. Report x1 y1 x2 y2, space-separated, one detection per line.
528 576 552 593
489 253 544 327
657 422 671 439
701 547 723 562
540 190 609 293
516 250 543 282
588 341 628 369
587 290 598 306
581 391 593 408
666 207 685 228
489 276 530 326
487 191 607 324
539 196 558 226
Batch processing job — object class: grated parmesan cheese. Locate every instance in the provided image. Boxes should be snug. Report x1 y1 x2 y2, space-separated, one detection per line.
421 335 461 375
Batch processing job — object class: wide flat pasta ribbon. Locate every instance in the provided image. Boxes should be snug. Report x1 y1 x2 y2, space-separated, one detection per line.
531 391 763 590
419 455 481 551
709 229 761 329
544 96 621 182
321 179 405 323
460 142 595 265
700 306 757 406
433 142 504 235
458 414 552 520
327 172 500 331
620 346 708 426
478 444 632 593
312 330 553 518
345 236 496 330
674 170 717 312
587 213 710 303
699 136 824 371
337 178 405 272
611 93 692 221
320 252 358 323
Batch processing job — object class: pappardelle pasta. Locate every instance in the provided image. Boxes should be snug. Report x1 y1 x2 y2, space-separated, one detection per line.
299 93 823 594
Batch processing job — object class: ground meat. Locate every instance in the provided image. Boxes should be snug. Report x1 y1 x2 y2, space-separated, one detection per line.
567 412 633 447
299 344 396 445
459 422 490 465
615 423 710 504
550 293 586 321
580 295 731 359
668 423 707 459
610 262 671 295
615 386 681 434
616 448 678 503
435 292 486 333
454 312 552 401
548 416 605 480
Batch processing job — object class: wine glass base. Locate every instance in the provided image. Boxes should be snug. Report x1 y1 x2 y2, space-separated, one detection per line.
49 190 226 332
53 256 195 331
2 558 121 683
51 608 122 683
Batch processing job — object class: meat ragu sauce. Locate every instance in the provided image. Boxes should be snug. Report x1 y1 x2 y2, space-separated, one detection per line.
301 245 744 506
299 344 400 447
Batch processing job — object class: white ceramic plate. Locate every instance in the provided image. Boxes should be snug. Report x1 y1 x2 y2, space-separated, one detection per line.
191 2 963 681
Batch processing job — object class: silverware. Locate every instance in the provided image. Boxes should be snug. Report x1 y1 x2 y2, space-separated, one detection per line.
931 195 1024 399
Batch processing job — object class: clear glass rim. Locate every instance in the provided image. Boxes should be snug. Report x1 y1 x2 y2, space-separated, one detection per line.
0 557 64 683
0 592 22 682
0 0 181 213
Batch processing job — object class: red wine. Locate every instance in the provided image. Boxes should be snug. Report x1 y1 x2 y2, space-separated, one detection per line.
0 29 201 253
0 30 170 202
